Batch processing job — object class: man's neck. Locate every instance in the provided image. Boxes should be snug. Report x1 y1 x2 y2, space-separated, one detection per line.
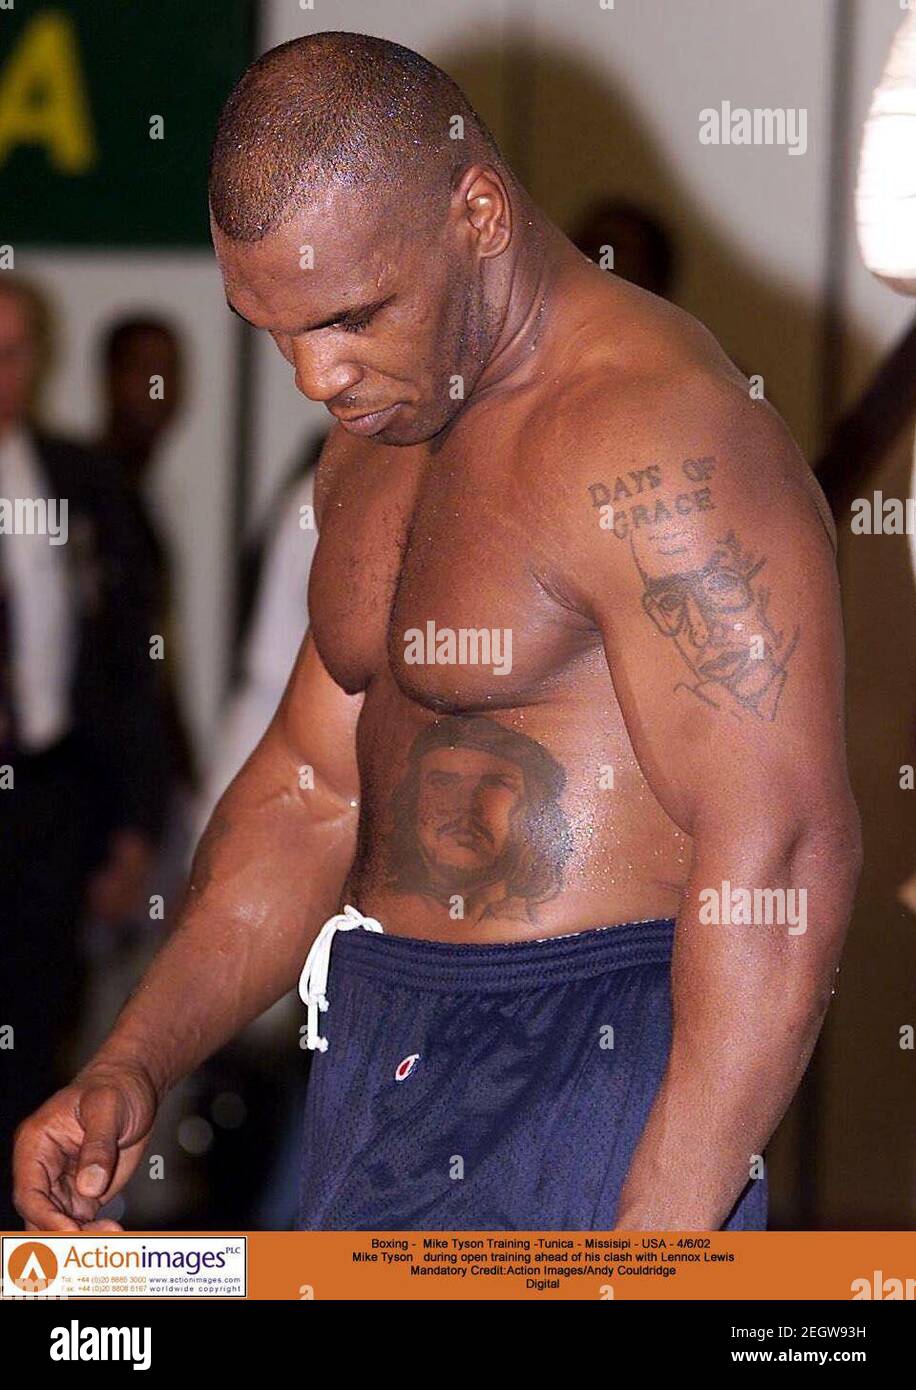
470 189 580 404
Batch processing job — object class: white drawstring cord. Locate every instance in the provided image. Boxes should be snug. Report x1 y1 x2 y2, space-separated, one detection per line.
297 904 384 1051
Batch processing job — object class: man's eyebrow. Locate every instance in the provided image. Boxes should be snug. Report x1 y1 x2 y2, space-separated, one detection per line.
225 294 391 334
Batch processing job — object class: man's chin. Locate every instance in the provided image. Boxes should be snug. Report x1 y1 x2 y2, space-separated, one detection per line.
434 857 492 878
362 401 443 448
425 858 498 892
388 400 469 447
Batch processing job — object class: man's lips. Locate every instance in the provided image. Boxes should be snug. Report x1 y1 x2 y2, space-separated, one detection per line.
697 647 748 680
437 818 494 850
331 403 401 436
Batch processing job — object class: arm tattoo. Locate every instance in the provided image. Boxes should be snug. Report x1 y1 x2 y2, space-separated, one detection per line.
635 528 799 720
587 457 717 541
587 458 799 721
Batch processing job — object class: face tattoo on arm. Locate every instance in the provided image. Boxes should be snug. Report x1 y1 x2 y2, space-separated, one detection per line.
634 528 800 721
588 456 800 721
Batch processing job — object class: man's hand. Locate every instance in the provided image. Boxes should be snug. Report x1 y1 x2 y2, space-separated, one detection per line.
8 629 362 1232
12 1062 158 1231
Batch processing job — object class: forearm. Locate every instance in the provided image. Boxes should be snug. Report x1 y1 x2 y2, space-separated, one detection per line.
90 727 357 1100
615 820 859 1229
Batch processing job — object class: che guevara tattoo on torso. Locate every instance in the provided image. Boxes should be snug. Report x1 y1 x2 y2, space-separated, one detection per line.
385 715 574 926
587 455 799 720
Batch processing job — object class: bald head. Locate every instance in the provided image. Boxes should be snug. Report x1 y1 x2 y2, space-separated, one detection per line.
208 33 521 447
208 31 501 241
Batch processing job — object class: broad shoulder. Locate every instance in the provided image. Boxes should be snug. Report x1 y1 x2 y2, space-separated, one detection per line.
518 302 836 618
529 300 792 497
528 312 832 558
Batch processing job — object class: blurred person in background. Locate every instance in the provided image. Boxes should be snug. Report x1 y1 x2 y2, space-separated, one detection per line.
95 315 197 805
0 276 169 1226
569 198 765 390
570 196 678 300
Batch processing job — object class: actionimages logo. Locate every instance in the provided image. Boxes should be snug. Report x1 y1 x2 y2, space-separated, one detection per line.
2 1235 246 1298
7 1241 58 1293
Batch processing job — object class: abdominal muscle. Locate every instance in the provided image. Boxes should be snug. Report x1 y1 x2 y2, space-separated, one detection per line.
339 675 690 944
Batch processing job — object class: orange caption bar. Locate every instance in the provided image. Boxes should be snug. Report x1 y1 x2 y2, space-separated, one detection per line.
258 1231 916 1300
4 1230 916 1300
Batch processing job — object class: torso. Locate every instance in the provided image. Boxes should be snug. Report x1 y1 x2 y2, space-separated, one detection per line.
308 269 723 941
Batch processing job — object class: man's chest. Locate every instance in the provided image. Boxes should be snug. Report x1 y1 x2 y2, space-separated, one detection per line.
309 439 593 709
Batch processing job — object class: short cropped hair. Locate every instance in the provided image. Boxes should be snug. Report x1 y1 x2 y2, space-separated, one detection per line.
208 31 502 241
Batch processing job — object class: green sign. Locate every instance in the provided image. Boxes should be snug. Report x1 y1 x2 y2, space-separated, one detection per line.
0 0 256 246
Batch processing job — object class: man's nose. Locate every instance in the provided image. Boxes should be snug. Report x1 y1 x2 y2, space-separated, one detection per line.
290 335 361 403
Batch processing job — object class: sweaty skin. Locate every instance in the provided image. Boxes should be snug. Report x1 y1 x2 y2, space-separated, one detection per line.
12 158 860 1234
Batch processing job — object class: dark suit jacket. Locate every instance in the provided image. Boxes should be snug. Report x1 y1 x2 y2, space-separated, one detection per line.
34 431 171 849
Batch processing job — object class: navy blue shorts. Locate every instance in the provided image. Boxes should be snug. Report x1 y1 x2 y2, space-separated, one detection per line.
296 918 768 1231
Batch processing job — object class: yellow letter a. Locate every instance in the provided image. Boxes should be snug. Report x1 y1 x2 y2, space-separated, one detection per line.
0 13 96 173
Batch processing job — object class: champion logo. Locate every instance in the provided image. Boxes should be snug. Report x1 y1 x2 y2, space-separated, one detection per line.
394 1053 421 1082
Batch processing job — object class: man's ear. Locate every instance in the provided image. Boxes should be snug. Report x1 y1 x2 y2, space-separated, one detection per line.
455 165 511 259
